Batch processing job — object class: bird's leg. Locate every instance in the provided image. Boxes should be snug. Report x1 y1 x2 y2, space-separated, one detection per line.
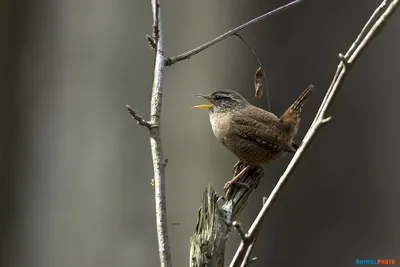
233 160 243 172
224 165 250 189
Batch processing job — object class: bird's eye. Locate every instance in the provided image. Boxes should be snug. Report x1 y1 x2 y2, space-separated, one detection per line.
214 95 221 101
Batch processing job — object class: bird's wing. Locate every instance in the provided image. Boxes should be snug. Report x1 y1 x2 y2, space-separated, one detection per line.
231 108 296 153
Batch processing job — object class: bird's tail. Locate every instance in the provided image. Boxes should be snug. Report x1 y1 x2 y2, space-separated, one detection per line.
279 84 313 137
285 84 313 117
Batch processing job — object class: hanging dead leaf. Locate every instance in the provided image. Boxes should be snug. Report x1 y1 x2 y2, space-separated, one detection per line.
254 67 263 99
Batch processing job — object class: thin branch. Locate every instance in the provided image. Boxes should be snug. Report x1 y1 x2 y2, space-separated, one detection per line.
126 105 152 128
165 0 302 66
232 221 249 244
229 1 399 266
345 0 387 58
247 257 257 265
127 0 171 266
149 0 172 266
314 0 389 122
234 34 264 70
146 34 156 50
152 0 159 46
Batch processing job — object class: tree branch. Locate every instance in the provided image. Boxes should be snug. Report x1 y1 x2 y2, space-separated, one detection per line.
229 1 399 266
149 1 172 267
126 105 152 128
189 164 263 267
165 0 302 66
126 0 171 266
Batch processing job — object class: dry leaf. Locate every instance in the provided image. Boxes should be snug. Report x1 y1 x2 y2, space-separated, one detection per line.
254 67 263 99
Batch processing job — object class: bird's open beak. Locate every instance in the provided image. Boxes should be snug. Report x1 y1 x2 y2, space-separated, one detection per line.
193 94 213 109
193 104 213 109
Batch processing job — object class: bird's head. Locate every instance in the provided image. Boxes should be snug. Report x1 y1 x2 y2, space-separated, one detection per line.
193 90 249 113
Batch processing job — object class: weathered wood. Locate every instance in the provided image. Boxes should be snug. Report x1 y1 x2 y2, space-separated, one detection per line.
189 163 264 267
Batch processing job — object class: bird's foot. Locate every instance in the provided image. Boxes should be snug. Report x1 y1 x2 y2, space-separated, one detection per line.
233 160 243 173
223 165 250 190
223 180 250 190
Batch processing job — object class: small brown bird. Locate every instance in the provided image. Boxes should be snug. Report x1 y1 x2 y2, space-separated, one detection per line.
194 85 313 188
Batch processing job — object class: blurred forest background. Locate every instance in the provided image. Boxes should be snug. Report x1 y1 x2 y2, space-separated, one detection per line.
1 0 399 267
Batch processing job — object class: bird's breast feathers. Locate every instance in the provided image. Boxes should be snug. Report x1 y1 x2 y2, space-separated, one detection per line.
209 112 232 142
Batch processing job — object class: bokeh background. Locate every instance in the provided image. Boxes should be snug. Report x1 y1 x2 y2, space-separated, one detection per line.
1 0 399 266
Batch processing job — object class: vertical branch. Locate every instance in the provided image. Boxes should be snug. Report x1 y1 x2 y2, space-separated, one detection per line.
152 0 159 46
149 0 171 266
127 0 171 266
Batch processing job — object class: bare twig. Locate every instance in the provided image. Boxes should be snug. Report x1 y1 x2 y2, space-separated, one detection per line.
126 0 171 266
152 0 159 45
146 34 156 50
229 1 399 266
234 34 265 73
165 0 302 66
126 105 152 128
232 222 249 243
149 1 171 266
313 0 390 122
